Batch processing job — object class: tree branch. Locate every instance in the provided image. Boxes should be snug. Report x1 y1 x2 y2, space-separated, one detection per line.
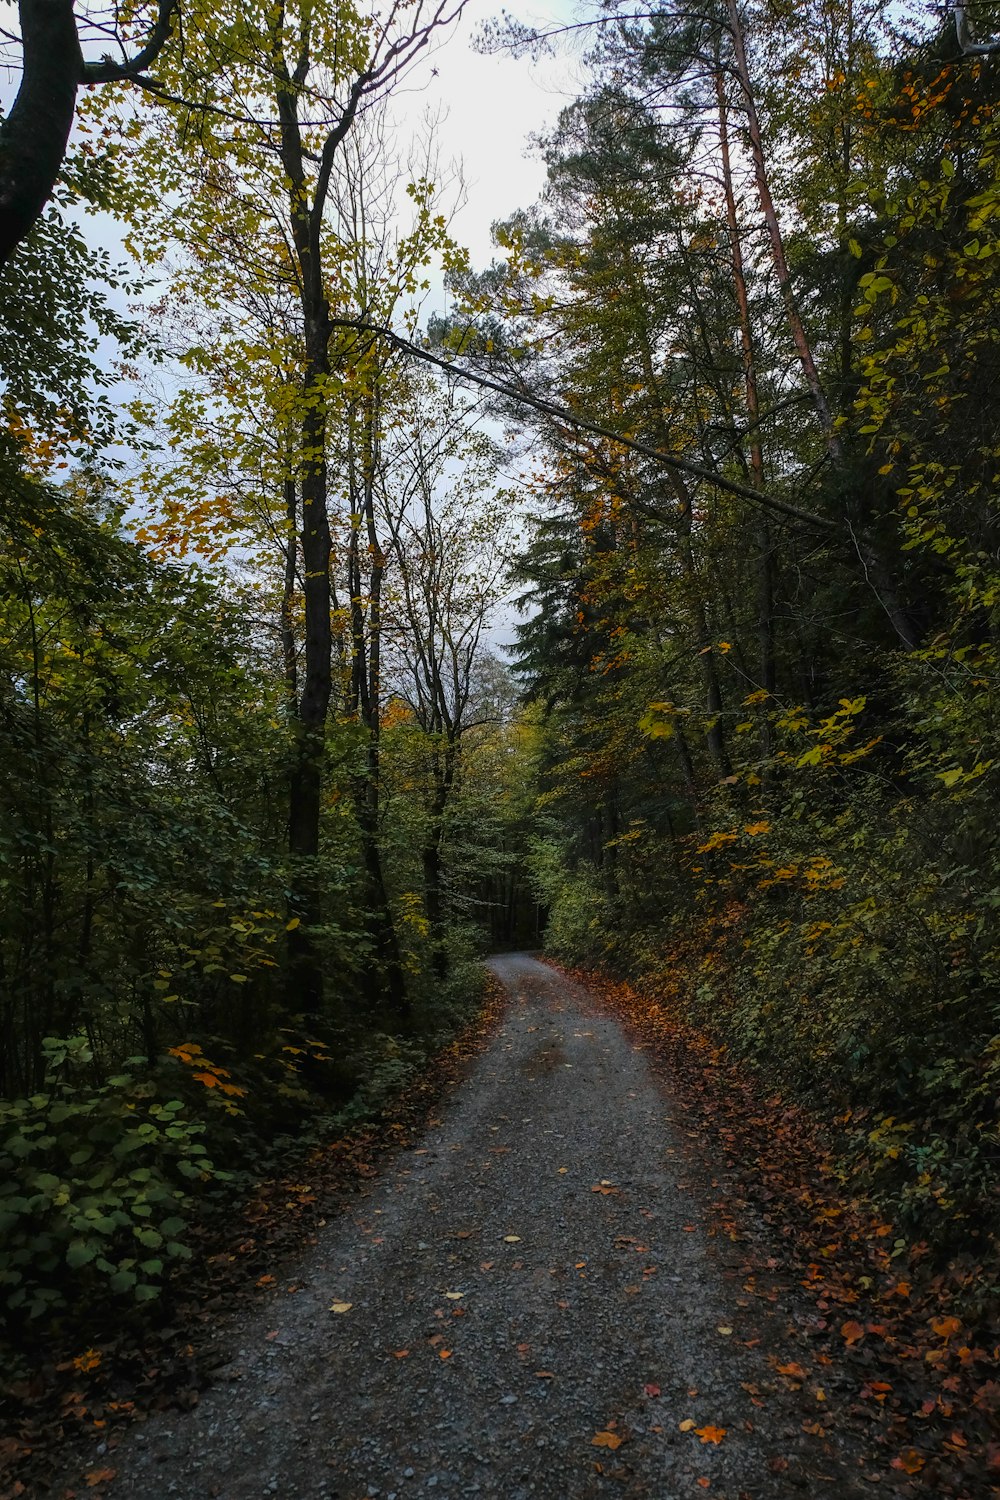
81 0 179 82
955 1 1000 55
330 318 838 534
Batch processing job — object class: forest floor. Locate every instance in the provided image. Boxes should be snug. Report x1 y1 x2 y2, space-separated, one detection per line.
14 955 997 1500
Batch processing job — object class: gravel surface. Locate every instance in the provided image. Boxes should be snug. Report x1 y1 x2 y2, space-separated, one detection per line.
77 955 875 1500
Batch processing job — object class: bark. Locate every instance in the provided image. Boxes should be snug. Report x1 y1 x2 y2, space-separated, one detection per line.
715 58 775 716
0 0 80 265
274 44 335 1019
347 392 407 1016
281 477 299 718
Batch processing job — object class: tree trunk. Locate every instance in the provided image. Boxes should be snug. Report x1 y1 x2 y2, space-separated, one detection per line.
715 54 776 747
0 0 81 266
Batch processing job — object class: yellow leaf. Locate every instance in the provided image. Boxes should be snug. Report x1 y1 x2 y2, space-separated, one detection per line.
445 1291 465 1300
286 917 301 931
503 1235 521 1243
679 1419 695 1432
329 1301 352 1314
592 1431 624 1449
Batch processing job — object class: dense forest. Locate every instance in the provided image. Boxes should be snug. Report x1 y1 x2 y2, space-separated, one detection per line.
1 0 999 1394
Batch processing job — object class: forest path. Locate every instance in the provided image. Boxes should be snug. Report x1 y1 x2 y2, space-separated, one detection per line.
87 955 874 1500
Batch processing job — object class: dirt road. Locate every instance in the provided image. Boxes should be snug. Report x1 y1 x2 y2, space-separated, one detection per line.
80 955 874 1499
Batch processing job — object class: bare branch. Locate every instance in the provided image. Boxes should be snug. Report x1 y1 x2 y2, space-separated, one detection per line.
81 0 180 83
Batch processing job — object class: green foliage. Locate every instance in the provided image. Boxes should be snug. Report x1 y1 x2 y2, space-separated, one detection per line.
0 1036 227 1320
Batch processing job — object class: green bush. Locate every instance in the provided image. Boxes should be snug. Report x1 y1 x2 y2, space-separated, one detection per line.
0 1035 228 1319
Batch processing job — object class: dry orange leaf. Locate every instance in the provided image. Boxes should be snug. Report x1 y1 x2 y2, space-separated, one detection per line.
776 1362 806 1380
592 1431 624 1450
891 1450 926 1475
695 1426 726 1445
932 1316 961 1340
393 1349 409 1358
535 1370 555 1379
439 1349 452 1360
85 1471 117 1489
697 1481 710 1491
841 1320 865 1345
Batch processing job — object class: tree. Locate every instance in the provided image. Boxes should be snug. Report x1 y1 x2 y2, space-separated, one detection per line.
116 0 463 1014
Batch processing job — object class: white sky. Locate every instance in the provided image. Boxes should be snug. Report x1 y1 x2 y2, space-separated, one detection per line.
389 0 585 272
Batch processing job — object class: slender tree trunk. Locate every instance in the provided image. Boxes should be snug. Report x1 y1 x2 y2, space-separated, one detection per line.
715 55 776 739
724 0 837 447
281 477 299 718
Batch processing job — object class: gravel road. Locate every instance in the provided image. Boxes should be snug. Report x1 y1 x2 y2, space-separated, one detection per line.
83 954 873 1500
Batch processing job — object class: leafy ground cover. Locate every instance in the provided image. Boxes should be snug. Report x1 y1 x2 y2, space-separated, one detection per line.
0 979 507 1500
569 963 1000 1498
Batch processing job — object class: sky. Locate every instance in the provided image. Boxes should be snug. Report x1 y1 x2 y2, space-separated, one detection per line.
386 0 585 273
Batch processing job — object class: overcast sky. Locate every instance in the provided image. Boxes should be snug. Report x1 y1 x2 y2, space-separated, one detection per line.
390 0 585 274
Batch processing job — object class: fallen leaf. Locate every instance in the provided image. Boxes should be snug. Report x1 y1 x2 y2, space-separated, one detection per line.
840 1320 865 1345
445 1291 465 1300
717 1326 734 1336
393 1349 409 1358
86 1471 117 1489
329 1301 352 1314
503 1235 521 1243
643 1383 661 1398
695 1426 726 1445
891 1450 926 1475
932 1316 961 1340
592 1431 624 1449
776 1362 806 1380
697 1481 710 1491
439 1349 452 1360
679 1419 696 1432
535 1369 555 1379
